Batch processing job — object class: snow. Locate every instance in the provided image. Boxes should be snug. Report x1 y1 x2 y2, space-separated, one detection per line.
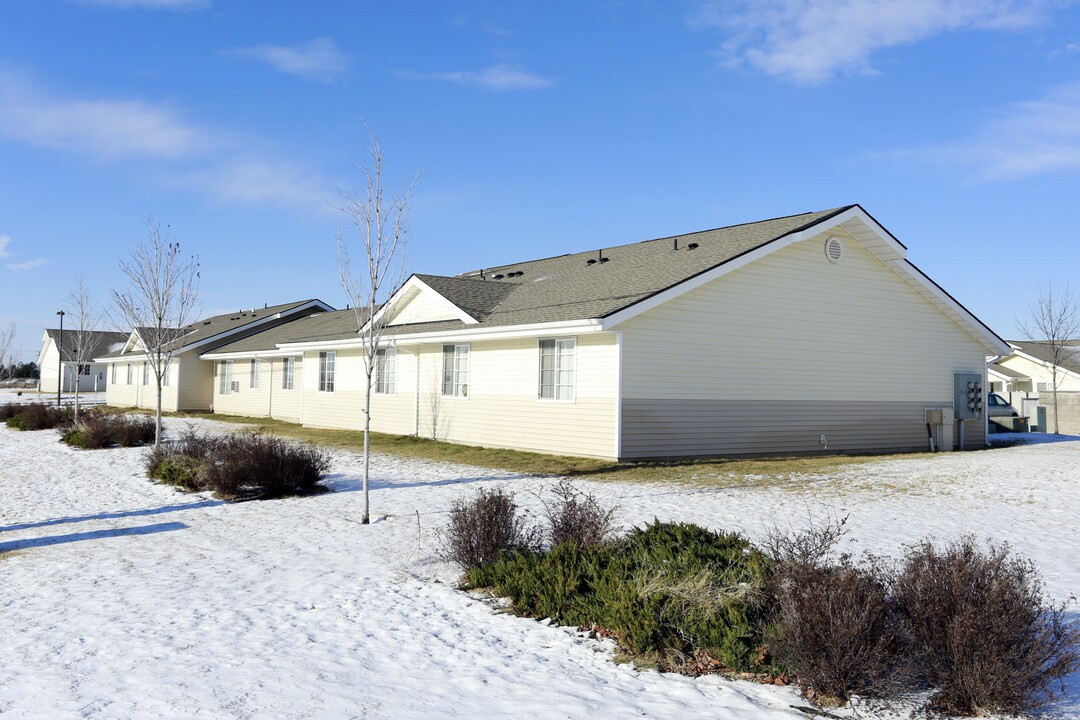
1 401 1078 719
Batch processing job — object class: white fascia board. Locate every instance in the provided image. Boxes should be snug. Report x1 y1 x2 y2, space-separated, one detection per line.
279 319 605 351
201 349 303 360
363 276 479 333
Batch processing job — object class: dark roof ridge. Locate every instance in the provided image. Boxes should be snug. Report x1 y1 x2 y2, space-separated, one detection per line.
634 204 856 246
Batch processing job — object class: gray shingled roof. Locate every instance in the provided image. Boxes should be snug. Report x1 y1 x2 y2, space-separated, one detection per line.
206 309 363 354
45 330 128 361
1008 340 1080 375
414 274 518 321
99 299 323 358
440 206 854 329
202 207 855 353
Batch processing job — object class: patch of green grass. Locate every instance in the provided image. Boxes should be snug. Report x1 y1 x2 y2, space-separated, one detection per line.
167 411 936 487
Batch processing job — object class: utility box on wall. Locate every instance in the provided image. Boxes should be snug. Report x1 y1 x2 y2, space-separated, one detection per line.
953 372 984 421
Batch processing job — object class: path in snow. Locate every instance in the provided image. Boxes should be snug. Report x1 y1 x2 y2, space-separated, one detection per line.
1 411 1078 719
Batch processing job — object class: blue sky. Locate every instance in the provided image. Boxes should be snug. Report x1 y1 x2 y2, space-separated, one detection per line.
2 0 1080 362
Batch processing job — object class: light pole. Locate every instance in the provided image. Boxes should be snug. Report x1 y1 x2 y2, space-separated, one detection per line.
56 310 65 407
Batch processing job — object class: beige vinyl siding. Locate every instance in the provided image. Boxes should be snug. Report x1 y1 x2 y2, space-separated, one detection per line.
414 334 618 458
301 348 417 435
297 334 619 458
271 357 303 422
213 359 272 418
619 231 989 457
104 359 181 411
174 352 213 411
211 357 304 421
388 287 462 325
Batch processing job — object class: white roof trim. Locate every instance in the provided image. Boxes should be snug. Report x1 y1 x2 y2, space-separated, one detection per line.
202 349 305 360
364 275 479 333
278 319 605 351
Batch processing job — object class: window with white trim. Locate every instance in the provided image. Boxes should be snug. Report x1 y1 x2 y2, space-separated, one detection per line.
375 348 396 395
539 338 576 401
250 358 261 389
218 360 234 395
142 362 149 386
442 344 469 397
162 361 170 387
319 351 336 393
1038 382 1050 392
126 363 133 385
111 364 117 384
282 357 295 390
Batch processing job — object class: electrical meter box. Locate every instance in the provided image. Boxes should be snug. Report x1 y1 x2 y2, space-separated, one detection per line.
953 372 984 420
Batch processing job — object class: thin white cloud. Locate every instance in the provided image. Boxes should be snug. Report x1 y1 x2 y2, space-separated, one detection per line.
177 158 339 215
77 0 209 8
890 83 1080 180
230 38 350 83
0 235 10 258
422 64 553 91
7 258 46 272
0 70 335 214
693 0 1049 83
0 71 211 160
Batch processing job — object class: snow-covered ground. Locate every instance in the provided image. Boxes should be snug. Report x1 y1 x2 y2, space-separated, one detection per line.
1 403 1079 719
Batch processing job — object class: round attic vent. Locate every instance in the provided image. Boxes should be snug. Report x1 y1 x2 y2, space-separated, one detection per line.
824 236 843 263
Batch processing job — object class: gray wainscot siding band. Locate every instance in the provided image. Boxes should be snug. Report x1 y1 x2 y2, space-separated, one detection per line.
621 399 985 458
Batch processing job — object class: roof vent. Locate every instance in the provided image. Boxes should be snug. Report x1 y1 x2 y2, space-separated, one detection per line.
586 259 597 265
598 257 610 263
492 273 505 279
824 236 844 263
507 271 524 277
687 242 699 250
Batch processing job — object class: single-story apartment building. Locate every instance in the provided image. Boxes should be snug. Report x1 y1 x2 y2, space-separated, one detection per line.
38 329 128 393
158 204 1008 459
95 299 333 412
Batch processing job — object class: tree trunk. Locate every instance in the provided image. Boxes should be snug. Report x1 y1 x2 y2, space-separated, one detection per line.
155 376 163 448
74 370 80 422
362 371 372 524
1052 367 1060 435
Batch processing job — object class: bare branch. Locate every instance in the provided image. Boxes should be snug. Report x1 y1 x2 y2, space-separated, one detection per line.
111 219 201 446
0 321 15 381
63 276 102 419
337 124 416 524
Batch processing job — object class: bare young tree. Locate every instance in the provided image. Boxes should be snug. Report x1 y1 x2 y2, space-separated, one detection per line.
112 220 200 447
1019 285 1080 434
65 276 101 421
0 321 15 381
338 127 415 524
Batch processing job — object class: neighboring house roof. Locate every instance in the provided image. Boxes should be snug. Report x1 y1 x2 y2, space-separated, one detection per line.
40 330 128 364
97 299 331 360
1006 340 1080 375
